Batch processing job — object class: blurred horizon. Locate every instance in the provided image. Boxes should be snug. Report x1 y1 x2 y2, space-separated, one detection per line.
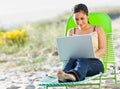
0 0 120 28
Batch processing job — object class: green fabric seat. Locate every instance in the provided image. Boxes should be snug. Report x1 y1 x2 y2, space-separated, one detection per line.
39 12 117 89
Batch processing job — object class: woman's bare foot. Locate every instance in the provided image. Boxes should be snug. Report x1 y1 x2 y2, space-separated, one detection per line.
63 73 76 81
57 70 66 82
57 70 76 82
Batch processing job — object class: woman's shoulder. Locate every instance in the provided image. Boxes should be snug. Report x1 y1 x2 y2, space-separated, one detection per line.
69 28 74 33
94 26 106 36
94 26 105 33
69 28 79 36
69 28 74 36
95 26 104 31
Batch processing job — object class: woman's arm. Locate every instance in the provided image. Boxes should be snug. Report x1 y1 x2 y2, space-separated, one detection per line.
95 26 106 57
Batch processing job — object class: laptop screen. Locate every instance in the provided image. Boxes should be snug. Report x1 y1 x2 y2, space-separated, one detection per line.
56 34 95 61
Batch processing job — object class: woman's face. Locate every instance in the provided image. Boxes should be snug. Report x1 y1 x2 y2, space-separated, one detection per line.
74 11 88 29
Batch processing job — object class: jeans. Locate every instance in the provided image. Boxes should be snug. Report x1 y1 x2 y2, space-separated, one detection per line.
63 58 104 81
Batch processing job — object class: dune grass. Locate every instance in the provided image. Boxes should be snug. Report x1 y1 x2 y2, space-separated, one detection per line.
0 12 70 71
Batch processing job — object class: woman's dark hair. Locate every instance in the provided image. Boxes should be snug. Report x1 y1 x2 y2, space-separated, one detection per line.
73 3 88 16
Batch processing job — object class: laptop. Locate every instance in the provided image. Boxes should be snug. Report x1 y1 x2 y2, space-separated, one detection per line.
56 34 95 61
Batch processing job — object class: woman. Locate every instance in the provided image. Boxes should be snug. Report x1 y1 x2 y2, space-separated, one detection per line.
57 3 106 82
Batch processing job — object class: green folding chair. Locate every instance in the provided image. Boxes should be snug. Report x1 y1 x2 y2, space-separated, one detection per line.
39 12 117 89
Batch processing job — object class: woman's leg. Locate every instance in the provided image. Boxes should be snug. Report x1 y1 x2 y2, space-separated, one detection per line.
65 58 89 81
57 58 77 82
86 58 104 76
64 58 104 81
63 57 77 72
58 58 104 82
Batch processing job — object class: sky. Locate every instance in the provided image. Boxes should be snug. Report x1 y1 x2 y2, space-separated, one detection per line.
0 0 120 27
